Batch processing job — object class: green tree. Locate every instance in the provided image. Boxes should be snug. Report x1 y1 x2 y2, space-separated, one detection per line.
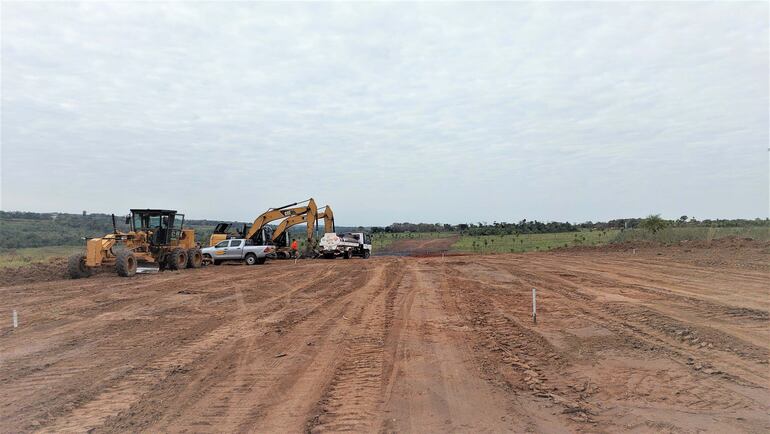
640 214 668 233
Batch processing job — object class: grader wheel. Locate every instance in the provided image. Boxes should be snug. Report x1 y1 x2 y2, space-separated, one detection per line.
67 253 92 279
115 250 137 277
187 249 203 268
166 248 188 270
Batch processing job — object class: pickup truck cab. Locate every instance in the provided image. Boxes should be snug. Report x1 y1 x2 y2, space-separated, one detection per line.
201 238 273 265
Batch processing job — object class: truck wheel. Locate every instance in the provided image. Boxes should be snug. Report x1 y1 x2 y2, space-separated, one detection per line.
67 253 92 279
244 253 258 265
187 249 203 268
323 253 335 259
116 250 137 277
363 250 371 259
343 250 351 259
256 257 266 264
166 248 187 270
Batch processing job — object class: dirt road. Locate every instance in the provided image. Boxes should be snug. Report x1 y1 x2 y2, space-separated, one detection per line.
1 243 768 432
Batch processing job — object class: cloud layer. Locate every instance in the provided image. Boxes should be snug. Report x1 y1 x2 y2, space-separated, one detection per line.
2 3 767 224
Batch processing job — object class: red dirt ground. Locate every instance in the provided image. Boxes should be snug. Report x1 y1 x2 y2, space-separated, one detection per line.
0 242 768 433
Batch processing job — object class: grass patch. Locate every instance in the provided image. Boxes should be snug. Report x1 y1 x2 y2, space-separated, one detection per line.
611 226 770 244
452 230 619 254
0 245 83 269
372 232 456 250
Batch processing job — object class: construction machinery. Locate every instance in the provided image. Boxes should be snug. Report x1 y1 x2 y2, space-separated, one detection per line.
319 232 372 259
209 199 317 247
68 209 203 278
271 204 335 258
317 205 335 234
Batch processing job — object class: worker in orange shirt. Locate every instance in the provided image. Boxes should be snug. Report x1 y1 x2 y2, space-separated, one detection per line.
291 238 299 258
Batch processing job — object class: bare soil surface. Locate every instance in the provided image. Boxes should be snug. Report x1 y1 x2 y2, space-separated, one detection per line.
1 243 768 433
374 235 459 256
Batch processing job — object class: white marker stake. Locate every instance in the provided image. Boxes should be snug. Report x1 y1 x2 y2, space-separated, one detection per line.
12 310 18 328
532 288 537 324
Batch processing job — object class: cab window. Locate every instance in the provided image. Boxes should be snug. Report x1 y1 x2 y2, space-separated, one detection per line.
229 240 242 247
215 241 229 248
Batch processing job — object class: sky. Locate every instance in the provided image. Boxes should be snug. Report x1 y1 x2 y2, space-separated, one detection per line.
1 2 768 226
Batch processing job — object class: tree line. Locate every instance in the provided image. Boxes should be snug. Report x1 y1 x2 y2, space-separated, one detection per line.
372 216 768 236
1 211 767 249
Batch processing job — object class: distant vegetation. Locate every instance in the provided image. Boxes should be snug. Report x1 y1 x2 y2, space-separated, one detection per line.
373 217 768 235
611 226 770 244
0 246 83 269
372 232 454 250
0 211 219 248
1 211 767 253
453 230 619 254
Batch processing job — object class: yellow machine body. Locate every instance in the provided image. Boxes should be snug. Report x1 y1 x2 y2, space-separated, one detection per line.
85 228 195 267
209 198 318 247
317 206 335 234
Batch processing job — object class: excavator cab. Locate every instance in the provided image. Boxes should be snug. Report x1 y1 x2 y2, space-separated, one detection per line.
213 222 231 234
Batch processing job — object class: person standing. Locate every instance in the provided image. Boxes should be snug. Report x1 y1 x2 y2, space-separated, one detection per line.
290 238 299 258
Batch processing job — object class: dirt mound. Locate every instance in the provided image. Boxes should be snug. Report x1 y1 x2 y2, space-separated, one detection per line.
684 235 770 249
0 259 71 286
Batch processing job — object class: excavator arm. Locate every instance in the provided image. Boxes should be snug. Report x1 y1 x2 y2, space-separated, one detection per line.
272 200 318 243
244 198 317 241
317 206 335 234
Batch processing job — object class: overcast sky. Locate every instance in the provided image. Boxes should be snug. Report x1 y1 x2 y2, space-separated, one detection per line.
1 2 767 225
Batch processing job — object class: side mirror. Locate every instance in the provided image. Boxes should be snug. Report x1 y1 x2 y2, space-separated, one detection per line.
125 216 131 225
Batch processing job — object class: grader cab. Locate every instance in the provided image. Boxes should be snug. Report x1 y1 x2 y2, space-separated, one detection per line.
68 209 203 278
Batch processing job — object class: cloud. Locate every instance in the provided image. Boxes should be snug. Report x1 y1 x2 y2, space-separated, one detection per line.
1 2 767 224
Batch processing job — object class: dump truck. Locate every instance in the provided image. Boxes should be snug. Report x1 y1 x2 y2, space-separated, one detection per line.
68 209 202 278
319 232 371 259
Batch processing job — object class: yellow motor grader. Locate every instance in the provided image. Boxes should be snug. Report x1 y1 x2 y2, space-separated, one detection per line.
68 209 203 278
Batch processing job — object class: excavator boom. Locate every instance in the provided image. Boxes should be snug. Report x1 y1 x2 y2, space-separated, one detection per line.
272 200 318 242
244 198 317 241
317 206 335 233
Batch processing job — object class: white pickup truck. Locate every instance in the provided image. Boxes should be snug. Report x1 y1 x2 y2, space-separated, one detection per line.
319 232 371 259
201 238 273 265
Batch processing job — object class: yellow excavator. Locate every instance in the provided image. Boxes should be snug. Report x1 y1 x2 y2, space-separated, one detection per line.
208 199 318 247
271 205 334 258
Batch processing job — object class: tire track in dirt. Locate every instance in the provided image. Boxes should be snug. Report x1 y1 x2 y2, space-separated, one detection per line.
95 260 397 433
2 245 768 433
3 264 339 432
376 261 523 432
484 259 769 387
305 258 404 432
441 255 769 431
